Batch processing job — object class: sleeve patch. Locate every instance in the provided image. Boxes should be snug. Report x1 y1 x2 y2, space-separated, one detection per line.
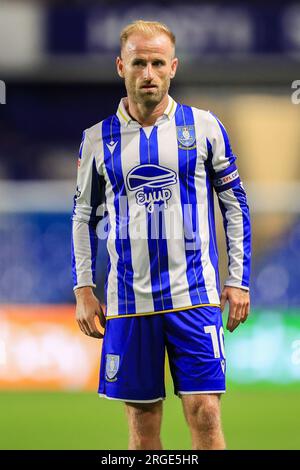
213 169 239 188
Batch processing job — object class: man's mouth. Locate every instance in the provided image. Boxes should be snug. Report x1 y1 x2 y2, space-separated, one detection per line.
141 85 157 89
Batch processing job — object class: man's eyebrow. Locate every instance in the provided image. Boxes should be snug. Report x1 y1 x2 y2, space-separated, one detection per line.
131 57 146 63
131 57 167 64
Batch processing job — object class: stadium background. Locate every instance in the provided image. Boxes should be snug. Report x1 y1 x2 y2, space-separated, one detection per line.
1 0 300 449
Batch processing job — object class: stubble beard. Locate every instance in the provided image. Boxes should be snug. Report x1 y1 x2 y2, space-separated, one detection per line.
127 78 170 109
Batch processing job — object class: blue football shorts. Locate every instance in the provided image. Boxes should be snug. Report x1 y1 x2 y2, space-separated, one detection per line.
98 306 226 403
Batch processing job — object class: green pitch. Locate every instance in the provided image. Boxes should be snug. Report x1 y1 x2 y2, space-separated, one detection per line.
0 384 299 450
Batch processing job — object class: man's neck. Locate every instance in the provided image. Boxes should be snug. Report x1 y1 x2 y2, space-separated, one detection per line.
125 94 169 127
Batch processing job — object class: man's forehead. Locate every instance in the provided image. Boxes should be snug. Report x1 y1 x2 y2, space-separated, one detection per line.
123 33 173 57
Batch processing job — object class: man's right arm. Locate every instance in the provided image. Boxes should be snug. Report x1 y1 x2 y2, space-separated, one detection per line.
72 130 106 338
205 111 251 332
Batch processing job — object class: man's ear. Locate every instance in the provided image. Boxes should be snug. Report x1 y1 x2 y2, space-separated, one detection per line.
170 57 178 79
116 56 124 78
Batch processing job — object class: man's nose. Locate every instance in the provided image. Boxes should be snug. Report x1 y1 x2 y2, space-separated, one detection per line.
143 63 154 80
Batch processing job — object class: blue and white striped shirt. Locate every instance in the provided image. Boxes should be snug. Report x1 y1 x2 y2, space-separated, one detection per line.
72 95 251 319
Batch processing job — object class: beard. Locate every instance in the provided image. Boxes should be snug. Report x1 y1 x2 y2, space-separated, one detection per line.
126 77 170 108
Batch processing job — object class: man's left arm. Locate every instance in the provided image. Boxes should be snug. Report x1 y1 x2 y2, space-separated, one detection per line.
206 111 251 332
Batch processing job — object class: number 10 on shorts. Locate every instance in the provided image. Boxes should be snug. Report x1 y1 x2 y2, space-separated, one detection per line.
204 325 225 359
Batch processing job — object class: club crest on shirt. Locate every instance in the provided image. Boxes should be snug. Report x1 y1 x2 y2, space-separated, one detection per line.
126 164 177 213
176 125 196 150
105 354 120 382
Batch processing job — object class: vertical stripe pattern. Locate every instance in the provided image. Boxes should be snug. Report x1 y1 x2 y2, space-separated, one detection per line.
139 127 173 311
204 163 221 294
232 186 251 287
175 105 208 304
102 116 136 314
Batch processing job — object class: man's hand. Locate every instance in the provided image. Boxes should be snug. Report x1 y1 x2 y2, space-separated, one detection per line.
220 286 250 333
74 286 106 339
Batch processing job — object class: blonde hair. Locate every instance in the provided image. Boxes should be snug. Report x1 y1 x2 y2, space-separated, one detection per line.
120 20 176 53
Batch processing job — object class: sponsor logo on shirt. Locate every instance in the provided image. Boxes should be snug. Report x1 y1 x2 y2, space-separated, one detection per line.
126 164 177 213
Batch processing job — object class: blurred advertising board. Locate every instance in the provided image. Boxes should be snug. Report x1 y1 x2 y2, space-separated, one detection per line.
0 305 101 391
47 4 300 56
0 307 300 389
225 311 300 383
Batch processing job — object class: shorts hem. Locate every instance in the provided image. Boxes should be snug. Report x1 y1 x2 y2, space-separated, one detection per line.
176 390 226 397
98 393 166 403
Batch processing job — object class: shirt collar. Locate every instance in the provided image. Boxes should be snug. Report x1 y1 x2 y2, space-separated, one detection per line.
116 95 177 127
